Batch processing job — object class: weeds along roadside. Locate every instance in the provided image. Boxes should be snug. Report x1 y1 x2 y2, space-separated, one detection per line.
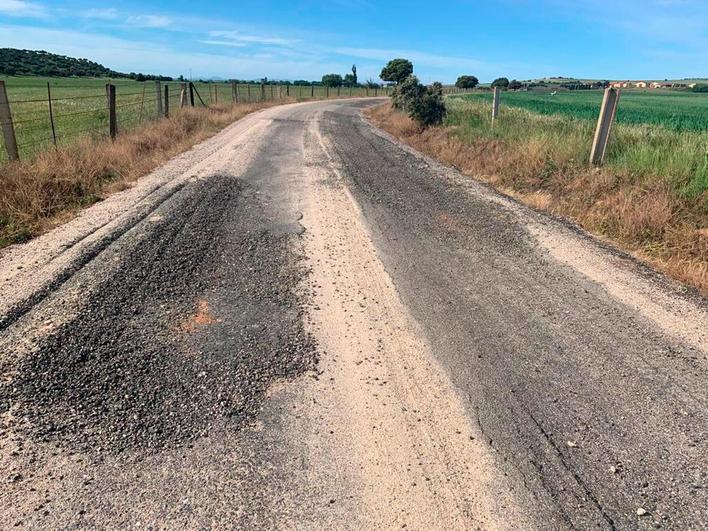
0 100 290 247
366 99 708 295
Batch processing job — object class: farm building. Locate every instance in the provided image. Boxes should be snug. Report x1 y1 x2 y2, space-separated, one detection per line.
635 81 648 88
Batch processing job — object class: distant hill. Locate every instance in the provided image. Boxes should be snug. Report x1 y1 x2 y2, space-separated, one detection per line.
0 48 127 77
0 48 172 81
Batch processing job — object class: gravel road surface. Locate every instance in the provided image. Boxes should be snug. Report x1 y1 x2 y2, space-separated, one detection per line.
0 98 705 529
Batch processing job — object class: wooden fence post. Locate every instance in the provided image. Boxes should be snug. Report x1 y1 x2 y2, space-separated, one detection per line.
232 82 237 103
311 85 314 98
261 83 266 101
106 83 117 140
247 84 251 102
326 86 329 98
46 82 57 148
189 82 195 107
164 85 169 118
0 80 19 160
492 87 500 121
155 80 163 117
337 86 340 97
590 87 621 166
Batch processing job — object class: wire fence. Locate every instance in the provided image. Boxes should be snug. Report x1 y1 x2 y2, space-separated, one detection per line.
0 80 391 162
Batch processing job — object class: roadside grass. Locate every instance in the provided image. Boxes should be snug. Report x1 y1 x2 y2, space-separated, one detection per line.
366 100 708 294
0 100 291 247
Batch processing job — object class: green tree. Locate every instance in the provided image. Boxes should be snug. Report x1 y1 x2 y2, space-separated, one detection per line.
322 73 343 87
455 75 479 89
408 81 446 127
380 58 413 84
491 77 510 88
352 64 358 85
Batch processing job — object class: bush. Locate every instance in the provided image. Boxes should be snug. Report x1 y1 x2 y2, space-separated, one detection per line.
391 75 425 110
390 76 446 127
408 82 446 127
455 75 479 89
491 77 510 88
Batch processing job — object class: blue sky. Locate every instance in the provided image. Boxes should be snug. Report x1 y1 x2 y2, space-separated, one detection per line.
0 0 706 83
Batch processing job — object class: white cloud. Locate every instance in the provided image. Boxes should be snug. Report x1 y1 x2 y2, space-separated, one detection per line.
81 8 120 20
0 0 46 17
126 15 172 28
208 30 300 46
200 40 247 48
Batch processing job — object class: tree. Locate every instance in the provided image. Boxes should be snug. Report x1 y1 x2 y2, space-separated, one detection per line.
380 58 413 84
322 73 343 87
455 75 479 89
343 73 357 87
491 77 510 88
508 79 523 90
351 64 358 85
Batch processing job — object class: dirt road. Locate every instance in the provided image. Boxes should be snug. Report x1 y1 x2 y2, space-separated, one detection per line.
0 99 706 529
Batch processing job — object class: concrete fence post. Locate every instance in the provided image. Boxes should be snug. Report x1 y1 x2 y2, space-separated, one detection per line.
0 80 19 160
492 87 500 121
155 80 163 117
590 87 621 166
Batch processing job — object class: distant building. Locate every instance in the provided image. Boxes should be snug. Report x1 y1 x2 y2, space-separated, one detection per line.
688 83 697 88
635 81 648 88
650 82 672 89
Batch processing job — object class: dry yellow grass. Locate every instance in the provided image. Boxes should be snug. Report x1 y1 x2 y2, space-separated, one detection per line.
367 102 708 294
0 100 290 246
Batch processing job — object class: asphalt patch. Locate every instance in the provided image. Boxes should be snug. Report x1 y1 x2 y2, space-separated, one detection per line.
1 174 317 455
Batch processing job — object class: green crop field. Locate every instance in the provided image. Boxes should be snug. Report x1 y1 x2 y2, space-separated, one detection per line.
0 76 379 161
454 90 708 132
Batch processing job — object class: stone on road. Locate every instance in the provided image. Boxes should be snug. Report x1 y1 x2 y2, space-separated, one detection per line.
0 99 705 530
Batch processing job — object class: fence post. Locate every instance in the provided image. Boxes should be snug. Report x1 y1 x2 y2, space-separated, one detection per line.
247 84 251 102
164 85 169 118
261 83 265 101
590 87 621 166
337 86 340 97
188 82 195 107
492 87 500 121
0 80 19 160
366 87 369 97
154 80 163 117
46 82 57 148
232 82 237 103
326 86 329 98
180 83 187 107
106 83 117 140
311 85 314 98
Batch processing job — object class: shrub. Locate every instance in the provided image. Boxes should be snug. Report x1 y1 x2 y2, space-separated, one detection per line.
408 82 446 127
455 75 479 89
391 75 426 110
491 77 510 88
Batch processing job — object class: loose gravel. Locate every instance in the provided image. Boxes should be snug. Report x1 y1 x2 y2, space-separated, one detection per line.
1 173 316 455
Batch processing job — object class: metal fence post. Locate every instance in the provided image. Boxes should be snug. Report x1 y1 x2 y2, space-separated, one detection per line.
590 87 621 166
106 83 117 140
0 80 19 160
492 87 500 121
46 82 57 148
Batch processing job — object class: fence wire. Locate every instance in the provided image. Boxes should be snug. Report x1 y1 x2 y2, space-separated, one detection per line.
0 80 390 162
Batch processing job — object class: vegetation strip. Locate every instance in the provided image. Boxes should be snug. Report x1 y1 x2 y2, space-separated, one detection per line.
366 101 707 294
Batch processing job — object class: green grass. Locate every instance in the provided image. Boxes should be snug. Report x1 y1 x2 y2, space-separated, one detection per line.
454 89 708 132
444 96 708 199
0 76 381 161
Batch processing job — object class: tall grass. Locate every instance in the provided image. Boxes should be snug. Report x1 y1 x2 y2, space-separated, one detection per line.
367 100 708 294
